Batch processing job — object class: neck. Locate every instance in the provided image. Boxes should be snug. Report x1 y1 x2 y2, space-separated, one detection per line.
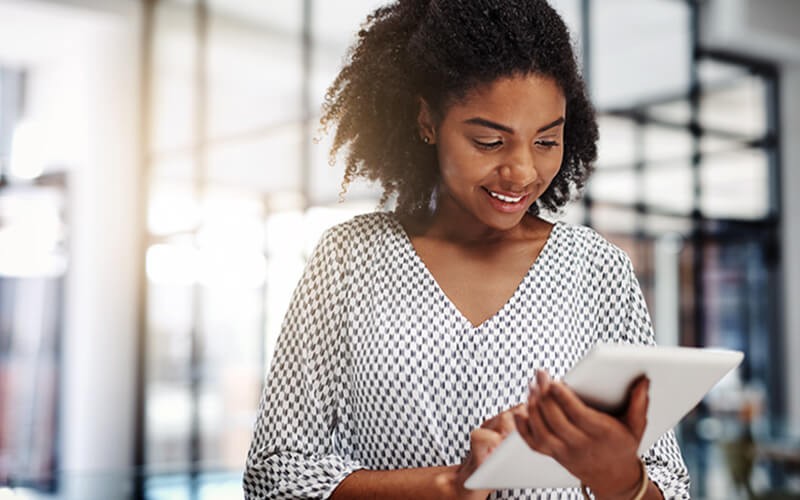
414 190 537 245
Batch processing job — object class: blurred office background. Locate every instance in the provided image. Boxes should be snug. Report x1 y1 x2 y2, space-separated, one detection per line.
0 0 798 498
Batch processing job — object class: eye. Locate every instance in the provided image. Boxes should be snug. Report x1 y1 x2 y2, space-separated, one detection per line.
473 139 503 150
535 139 560 149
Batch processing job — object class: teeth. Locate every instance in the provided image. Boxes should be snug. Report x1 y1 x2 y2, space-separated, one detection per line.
488 190 524 203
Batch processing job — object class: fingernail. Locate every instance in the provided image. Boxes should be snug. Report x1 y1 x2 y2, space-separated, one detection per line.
537 369 549 388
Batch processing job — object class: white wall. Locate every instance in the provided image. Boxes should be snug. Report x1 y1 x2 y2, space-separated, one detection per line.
63 20 142 500
1 0 144 497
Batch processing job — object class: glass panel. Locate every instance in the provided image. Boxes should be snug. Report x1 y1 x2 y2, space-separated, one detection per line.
700 75 766 138
207 123 304 193
146 245 194 466
591 0 689 109
700 149 768 220
700 135 743 157
643 125 692 163
0 275 61 490
586 167 637 205
198 284 264 468
641 213 692 238
647 99 691 126
207 13 303 138
697 59 749 88
642 162 693 215
595 115 636 168
151 3 196 155
207 0 302 36
148 180 201 237
152 155 195 184
0 186 65 490
588 203 637 235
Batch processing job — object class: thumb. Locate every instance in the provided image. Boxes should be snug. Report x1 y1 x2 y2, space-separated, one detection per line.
622 376 650 441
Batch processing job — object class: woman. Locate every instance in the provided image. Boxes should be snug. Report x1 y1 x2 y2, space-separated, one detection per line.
244 1 690 498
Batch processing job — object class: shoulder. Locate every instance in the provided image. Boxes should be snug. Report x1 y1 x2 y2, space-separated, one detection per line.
322 211 396 241
550 220 632 274
315 211 398 257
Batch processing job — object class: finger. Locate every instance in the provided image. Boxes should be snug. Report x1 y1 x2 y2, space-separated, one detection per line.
623 376 650 441
497 409 520 438
526 391 567 458
481 409 519 438
516 397 541 451
512 406 535 445
548 382 613 437
536 369 552 393
536 384 588 446
481 404 524 436
469 428 505 462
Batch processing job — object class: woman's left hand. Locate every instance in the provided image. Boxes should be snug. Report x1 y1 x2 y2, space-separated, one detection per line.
513 369 650 499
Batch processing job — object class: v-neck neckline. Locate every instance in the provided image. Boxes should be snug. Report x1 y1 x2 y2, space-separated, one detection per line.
388 213 561 331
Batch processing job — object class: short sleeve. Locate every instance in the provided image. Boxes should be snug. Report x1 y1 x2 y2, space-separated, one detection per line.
621 255 692 499
243 227 364 499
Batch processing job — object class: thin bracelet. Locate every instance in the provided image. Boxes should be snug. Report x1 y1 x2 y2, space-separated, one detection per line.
581 458 648 500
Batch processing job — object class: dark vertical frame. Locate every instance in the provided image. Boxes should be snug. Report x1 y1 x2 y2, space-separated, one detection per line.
763 71 785 419
580 0 593 228
134 1 157 499
189 0 209 498
688 0 706 348
301 0 313 209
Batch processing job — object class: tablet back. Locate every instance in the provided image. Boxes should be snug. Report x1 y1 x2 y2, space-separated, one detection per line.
464 344 743 490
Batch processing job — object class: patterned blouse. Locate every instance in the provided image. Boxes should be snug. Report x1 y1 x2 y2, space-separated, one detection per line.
244 212 691 499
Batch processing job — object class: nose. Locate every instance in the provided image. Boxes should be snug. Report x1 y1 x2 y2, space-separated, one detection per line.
499 145 538 189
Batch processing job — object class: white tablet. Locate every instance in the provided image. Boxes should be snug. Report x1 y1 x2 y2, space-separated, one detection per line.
464 344 743 490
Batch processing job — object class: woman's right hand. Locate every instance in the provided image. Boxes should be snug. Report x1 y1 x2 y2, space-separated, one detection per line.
438 404 523 500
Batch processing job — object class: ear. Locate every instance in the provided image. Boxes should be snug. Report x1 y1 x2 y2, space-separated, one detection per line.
416 97 437 145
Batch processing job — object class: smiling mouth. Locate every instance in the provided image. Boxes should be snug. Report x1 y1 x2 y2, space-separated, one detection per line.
484 188 526 204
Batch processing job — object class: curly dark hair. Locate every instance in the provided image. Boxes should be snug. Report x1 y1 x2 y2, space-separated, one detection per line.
320 0 598 215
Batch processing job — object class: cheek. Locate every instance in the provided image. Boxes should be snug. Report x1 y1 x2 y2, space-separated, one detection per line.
542 152 564 180
436 143 484 182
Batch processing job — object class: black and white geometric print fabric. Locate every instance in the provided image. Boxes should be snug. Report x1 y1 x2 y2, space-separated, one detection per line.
243 211 691 499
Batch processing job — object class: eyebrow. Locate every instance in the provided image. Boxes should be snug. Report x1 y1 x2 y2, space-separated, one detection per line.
463 116 565 134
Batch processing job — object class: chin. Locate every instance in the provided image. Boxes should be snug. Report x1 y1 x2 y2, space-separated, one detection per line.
480 211 529 231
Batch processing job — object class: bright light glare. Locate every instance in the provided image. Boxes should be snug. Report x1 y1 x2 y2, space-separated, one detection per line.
197 247 267 289
148 192 200 235
196 217 264 251
9 120 45 180
146 243 267 289
0 194 65 277
146 243 197 286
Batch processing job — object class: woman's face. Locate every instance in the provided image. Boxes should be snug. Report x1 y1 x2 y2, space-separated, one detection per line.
420 73 566 233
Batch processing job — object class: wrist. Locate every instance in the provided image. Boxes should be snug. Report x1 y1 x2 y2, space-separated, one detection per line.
449 463 492 500
582 457 648 500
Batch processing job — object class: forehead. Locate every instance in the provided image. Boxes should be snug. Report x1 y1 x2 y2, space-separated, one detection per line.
446 74 566 125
